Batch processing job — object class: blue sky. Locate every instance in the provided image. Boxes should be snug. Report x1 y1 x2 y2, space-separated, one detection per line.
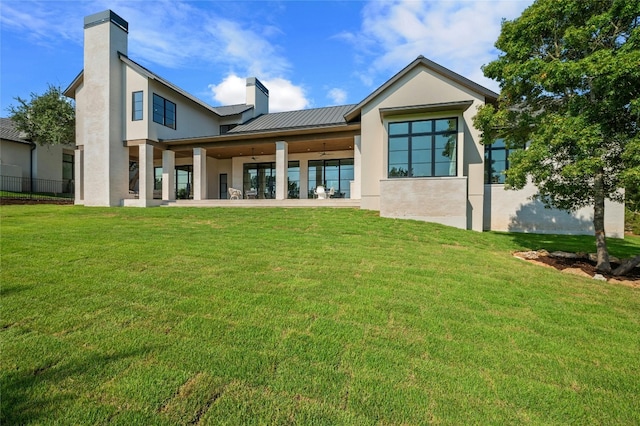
1 0 533 115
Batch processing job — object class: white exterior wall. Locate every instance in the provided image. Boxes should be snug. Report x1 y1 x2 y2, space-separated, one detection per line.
483 183 625 238
80 13 129 206
0 141 31 178
33 144 65 182
359 64 486 230
123 67 149 141
147 80 220 141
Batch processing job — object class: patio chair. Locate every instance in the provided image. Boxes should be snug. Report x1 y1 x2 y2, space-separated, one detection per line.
327 187 335 198
228 187 242 200
314 186 326 199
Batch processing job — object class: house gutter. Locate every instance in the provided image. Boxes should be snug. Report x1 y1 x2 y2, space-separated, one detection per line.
29 141 36 189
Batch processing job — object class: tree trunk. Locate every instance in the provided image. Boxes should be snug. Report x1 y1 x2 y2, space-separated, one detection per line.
593 171 611 273
612 254 640 276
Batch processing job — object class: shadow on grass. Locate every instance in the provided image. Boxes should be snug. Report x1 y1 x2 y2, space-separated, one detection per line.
0 346 154 425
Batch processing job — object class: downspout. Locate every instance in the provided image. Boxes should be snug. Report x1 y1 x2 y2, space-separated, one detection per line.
29 141 36 194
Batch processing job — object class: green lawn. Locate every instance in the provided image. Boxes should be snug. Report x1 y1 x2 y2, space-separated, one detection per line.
1 205 639 425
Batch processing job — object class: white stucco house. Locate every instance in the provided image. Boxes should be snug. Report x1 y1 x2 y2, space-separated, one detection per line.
0 117 75 193
63 10 625 237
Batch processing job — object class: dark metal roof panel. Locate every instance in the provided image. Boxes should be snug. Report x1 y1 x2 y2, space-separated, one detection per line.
212 104 253 116
0 118 30 144
228 104 357 133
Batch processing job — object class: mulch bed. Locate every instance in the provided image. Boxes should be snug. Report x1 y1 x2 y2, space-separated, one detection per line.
514 250 640 287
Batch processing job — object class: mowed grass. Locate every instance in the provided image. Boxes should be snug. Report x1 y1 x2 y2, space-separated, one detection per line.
1 205 639 425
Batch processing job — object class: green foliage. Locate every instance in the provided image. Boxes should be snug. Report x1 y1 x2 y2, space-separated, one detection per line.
474 0 640 212
1 206 640 424
627 208 640 234
8 85 75 146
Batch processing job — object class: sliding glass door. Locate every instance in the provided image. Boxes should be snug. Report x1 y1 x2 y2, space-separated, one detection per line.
308 158 354 198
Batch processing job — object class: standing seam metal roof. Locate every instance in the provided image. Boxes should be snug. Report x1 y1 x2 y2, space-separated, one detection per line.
212 104 253 116
228 104 358 134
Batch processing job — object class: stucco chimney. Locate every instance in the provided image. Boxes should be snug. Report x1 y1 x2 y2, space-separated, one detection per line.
81 10 129 206
246 77 269 118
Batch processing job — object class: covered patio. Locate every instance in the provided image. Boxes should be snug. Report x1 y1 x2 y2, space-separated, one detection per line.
122 115 362 207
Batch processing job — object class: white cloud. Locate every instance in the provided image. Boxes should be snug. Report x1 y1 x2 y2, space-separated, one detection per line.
344 0 533 92
0 2 82 45
205 19 290 78
209 74 309 113
208 74 246 105
327 88 348 105
4 1 310 111
265 78 309 112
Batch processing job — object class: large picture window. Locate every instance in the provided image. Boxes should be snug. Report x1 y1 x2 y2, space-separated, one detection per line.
388 118 457 178
153 93 176 129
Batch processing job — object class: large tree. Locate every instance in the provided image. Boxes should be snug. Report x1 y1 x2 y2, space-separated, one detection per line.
474 0 640 274
8 85 75 147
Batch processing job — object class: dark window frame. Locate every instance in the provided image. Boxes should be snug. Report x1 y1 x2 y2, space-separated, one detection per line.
387 118 458 178
152 93 176 129
132 91 143 121
63 153 74 181
220 124 237 134
308 158 354 198
484 139 520 184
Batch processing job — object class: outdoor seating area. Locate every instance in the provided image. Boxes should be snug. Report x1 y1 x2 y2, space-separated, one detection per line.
313 186 335 199
228 188 242 200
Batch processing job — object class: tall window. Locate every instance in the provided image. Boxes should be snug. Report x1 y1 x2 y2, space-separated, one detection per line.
388 118 457 178
153 93 176 129
154 167 163 191
132 91 143 121
62 153 74 181
484 139 520 184
308 159 354 198
288 161 300 199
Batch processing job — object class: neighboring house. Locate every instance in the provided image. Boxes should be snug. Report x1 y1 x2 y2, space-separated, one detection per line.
0 117 74 193
64 10 625 237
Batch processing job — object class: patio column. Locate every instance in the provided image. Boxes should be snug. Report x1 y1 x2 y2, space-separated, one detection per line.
74 147 84 204
162 150 175 201
351 135 362 199
275 141 288 200
139 143 154 203
300 159 309 199
193 147 207 200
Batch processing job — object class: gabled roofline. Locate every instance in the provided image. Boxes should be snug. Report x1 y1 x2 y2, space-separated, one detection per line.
344 56 499 122
63 54 248 119
118 53 224 117
63 70 84 98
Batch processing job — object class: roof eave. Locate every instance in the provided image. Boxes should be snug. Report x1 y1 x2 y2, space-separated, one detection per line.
118 53 222 118
64 70 84 99
344 56 499 122
161 122 361 146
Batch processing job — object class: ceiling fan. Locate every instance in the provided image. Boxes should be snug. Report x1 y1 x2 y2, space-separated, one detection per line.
251 148 257 161
320 143 328 156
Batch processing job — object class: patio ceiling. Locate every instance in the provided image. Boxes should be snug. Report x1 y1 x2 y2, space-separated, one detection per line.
126 123 360 160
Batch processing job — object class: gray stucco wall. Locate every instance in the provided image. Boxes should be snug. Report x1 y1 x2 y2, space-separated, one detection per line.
483 183 625 238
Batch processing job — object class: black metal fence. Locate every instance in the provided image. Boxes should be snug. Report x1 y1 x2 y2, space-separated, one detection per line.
0 176 74 202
